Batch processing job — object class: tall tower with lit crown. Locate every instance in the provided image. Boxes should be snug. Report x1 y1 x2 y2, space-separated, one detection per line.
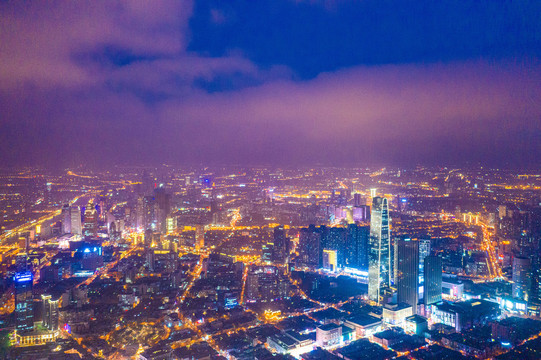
369 196 391 303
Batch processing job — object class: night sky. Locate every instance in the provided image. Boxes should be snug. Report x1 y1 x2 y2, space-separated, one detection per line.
1 1 540 168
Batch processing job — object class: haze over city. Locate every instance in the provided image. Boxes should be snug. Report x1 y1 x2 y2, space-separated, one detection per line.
1 1 540 167
2 1 541 360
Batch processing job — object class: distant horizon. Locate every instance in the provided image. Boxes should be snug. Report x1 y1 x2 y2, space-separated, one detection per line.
1 162 540 173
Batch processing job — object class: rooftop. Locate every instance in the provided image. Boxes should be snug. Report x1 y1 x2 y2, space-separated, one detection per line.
346 314 382 327
384 302 412 311
406 315 428 324
318 323 341 332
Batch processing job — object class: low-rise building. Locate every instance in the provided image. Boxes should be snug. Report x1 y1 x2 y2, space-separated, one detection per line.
344 314 382 338
383 303 413 327
442 275 464 300
405 315 428 336
11 326 59 347
316 323 342 348
267 331 314 355
431 299 500 332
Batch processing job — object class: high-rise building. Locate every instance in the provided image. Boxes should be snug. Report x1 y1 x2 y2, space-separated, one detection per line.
16 253 28 272
419 238 431 300
323 227 346 268
14 271 34 332
41 294 59 331
153 186 171 233
299 225 321 268
251 266 287 302
18 236 29 253
369 197 391 303
62 204 71 234
512 256 531 301
272 226 288 265
142 195 155 230
346 224 370 271
262 241 273 264
424 254 442 306
136 196 145 229
529 251 541 304
136 187 171 232
353 193 364 207
195 225 205 250
83 201 98 238
419 239 431 268
141 170 155 194
70 205 82 236
352 205 370 222
245 271 259 301
397 238 419 314
392 237 398 285
62 204 82 235
322 249 338 272
146 250 155 272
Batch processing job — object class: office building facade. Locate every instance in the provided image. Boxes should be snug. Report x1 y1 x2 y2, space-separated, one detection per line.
424 254 443 306
397 238 419 314
15 271 34 332
369 197 391 303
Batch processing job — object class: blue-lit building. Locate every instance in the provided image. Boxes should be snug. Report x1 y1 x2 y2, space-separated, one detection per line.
14 271 34 332
424 254 443 307
71 241 104 274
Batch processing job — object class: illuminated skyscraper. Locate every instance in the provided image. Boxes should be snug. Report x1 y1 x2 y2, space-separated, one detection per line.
512 256 531 301
397 238 419 314
195 225 205 250
18 236 29 253
62 204 71 234
322 249 338 272
142 195 155 230
272 225 288 265
166 216 177 234
136 196 145 229
153 186 171 233
323 227 346 268
83 201 98 238
42 294 59 331
63 204 83 236
14 271 34 332
70 205 82 236
419 238 431 300
262 241 273 264
369 197 391 303
299 225 321 268
346 224 369 271
245 271 259 301
424 254 442 306
353 193 364 207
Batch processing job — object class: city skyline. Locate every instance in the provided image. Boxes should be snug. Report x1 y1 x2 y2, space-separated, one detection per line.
0 165 541 358
2 1 541 359
1 1 541 168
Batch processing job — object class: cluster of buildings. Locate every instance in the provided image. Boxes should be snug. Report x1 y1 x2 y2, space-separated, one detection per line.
1 166 541 359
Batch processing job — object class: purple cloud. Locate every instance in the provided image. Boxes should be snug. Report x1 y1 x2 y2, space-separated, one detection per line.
0 1 540 167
